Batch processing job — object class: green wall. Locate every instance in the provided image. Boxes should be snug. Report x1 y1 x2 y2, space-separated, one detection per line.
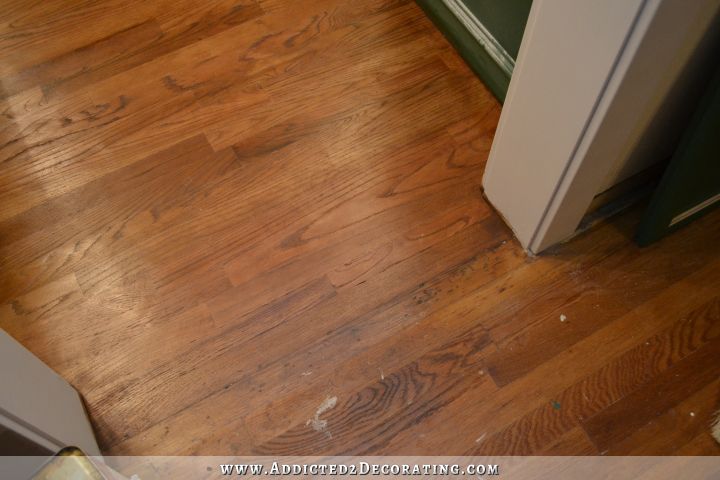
463 0 532 59
635 61 720 246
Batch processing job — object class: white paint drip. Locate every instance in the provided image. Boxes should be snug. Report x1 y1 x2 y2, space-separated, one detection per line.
306 396 338 436
712 410 720 445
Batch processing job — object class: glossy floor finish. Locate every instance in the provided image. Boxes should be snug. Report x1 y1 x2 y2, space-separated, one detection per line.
1 0 719 456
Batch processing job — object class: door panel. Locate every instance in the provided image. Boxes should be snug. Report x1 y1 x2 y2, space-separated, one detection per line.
636 62 720 246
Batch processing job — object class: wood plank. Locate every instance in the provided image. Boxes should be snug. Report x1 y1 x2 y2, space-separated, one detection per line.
254 330 497 455
0 0 158 76
181 239 520 455
0 20 165 99
466 293 720 455
87 276 337 449
672 431 720 455
582 337 720 452
225 215 633 454
605 378 720 455
484 209 720 386
0 3 438 222
107 215 508 454
218 223 717 454
0 0 261 79
377 251 720 454
537 427 599 455
0 136 238 303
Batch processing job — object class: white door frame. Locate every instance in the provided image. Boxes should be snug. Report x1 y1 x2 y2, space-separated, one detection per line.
0 330 101 456
482 0 720 253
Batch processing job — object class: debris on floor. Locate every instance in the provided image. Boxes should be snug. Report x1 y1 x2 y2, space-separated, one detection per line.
307 396 338 436
560 314 567 322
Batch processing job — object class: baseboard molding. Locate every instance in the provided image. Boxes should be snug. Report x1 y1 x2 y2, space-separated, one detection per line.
441 0 515 78
416 0 512 102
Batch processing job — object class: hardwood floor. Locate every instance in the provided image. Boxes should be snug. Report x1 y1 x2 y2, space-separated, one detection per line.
1 0 719 457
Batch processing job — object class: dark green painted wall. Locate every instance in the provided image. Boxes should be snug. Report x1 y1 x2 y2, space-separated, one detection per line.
463 0 533 59
636 61 720 246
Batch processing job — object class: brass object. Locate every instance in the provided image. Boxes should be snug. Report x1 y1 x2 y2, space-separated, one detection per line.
30 447 111 480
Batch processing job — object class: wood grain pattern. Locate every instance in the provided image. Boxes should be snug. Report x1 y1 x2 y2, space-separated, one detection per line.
467 288 720 456
582 337 720 452
484 217 720 386
1 0 719 457
606 378 720 455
